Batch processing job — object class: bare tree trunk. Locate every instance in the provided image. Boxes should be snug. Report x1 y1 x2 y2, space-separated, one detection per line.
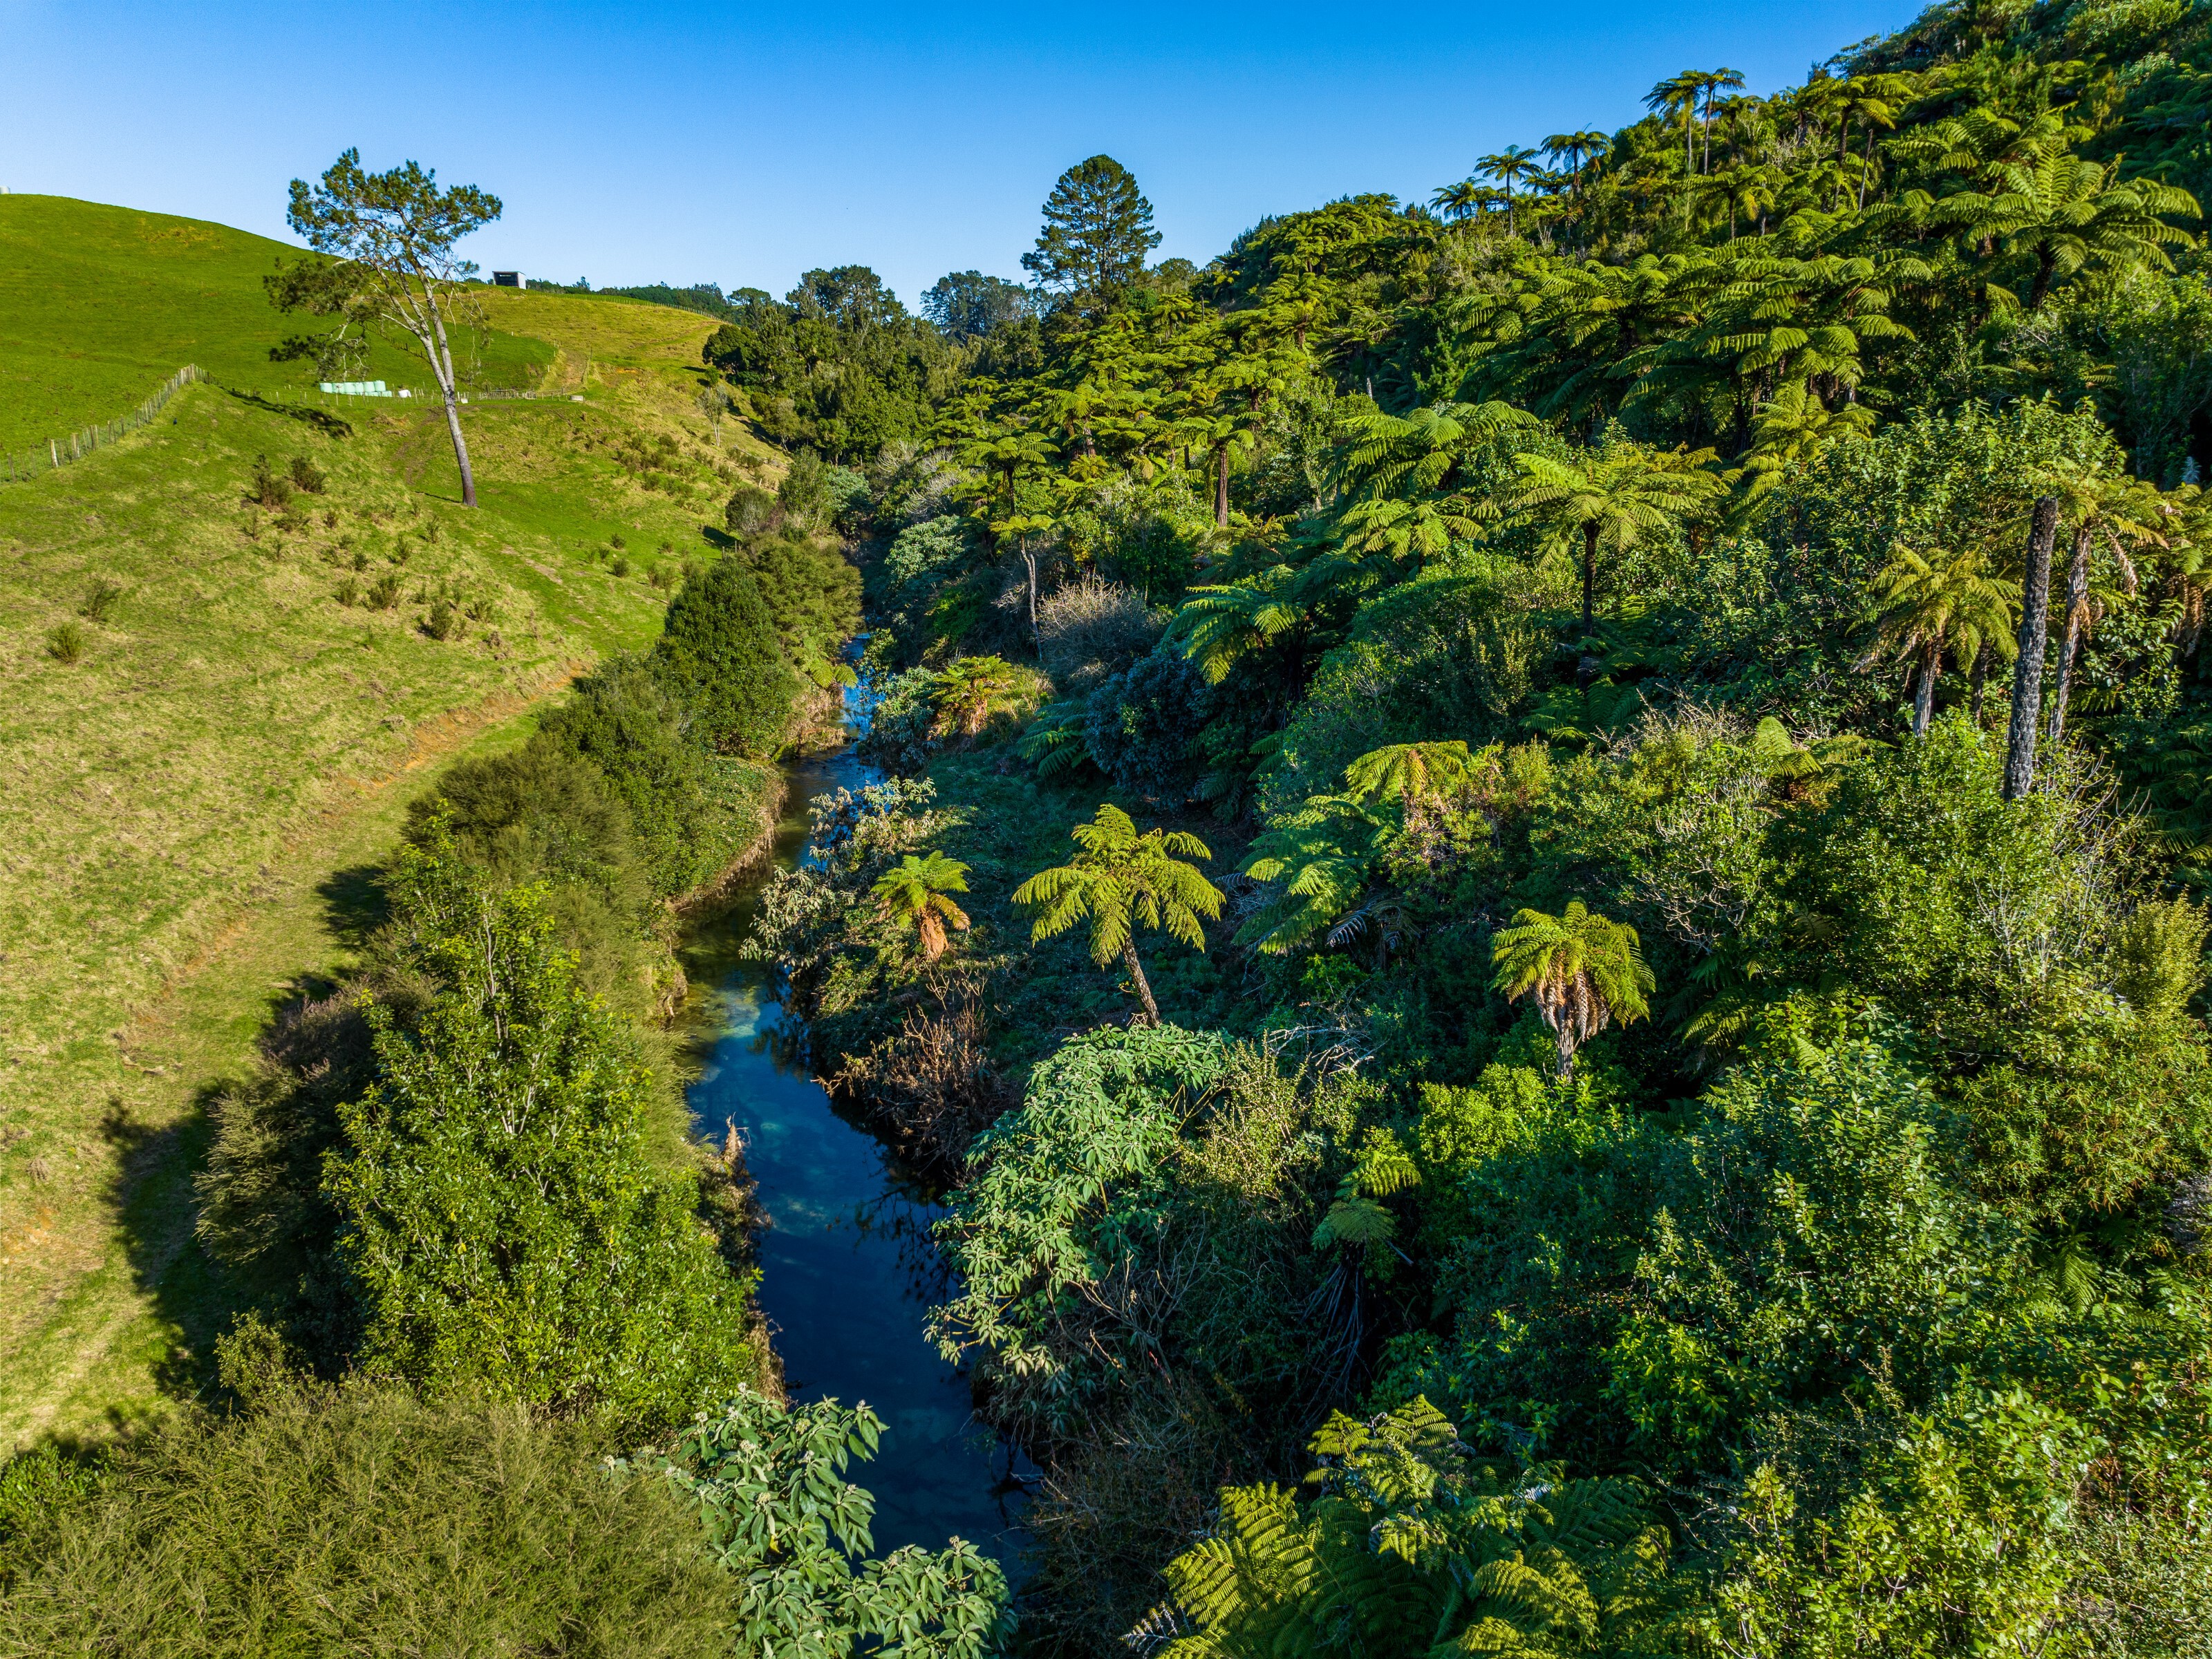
1022 538 1040 648
1970 646 1989 725
2003 496 2060 801
2049 529 2091 747
1215 447 1230 527
1914 638 1939 734
421 279 479 508
1122 943 1161 1027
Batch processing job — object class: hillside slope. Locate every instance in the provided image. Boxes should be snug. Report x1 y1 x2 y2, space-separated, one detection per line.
0 195 779 1450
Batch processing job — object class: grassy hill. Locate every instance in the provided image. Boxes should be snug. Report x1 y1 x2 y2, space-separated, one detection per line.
0 195 783 1451
0 195 565 453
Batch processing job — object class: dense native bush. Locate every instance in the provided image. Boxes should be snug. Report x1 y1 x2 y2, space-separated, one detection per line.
532 654 773 900
0 1380 1015 1657
653 554 800 756
326 833 760 1435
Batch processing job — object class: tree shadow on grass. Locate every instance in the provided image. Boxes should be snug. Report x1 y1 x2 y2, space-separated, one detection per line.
95 1085 255 1418
222 386 355 438
318 863 390 953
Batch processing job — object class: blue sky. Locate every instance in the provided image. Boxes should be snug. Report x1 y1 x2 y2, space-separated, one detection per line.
1 1 1921 309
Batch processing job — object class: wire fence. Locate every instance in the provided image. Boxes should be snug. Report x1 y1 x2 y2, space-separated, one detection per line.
1 368 586 483
1 365 205 484
226 382 584 408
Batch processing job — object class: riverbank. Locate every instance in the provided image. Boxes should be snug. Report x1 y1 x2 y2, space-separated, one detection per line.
678 682 1033 1568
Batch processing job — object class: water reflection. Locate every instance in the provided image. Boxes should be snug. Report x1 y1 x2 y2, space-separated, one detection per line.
679 717 1032 1566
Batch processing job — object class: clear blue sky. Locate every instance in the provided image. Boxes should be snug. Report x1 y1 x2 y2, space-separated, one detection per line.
1 1 1922 309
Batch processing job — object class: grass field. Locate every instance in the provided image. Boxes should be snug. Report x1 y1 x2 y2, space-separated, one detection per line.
0 196 782 1450
0 195 569 453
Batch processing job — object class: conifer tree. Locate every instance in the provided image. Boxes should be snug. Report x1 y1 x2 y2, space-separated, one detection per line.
1022 156 1163 305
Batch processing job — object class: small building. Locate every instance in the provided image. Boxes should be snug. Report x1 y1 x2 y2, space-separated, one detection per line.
492 270 523 288
317 380 391 397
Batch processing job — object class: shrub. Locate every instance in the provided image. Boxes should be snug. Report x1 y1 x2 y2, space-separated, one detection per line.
610 555 630 579
614 1389 1012 1656
365 572 404 610
422 599 465 641
334 577 360 607
725 485 778 538
534 655 765 899
44 621 86 664
78 579 122 623
650 556 798 756
288 454 327 494
325 836 758 1436
0 1385 738 1656
610 533 628 550
1037 574 1159 693
247 453 292 509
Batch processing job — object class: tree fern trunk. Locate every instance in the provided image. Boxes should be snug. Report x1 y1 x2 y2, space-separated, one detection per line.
2003 496 2060 801
1123 944 1161 1027
2049 529 2090 747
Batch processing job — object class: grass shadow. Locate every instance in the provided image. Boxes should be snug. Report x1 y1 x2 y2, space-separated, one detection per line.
93 1089 247 1412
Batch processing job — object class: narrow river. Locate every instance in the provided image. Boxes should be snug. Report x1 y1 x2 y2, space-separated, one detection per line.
677 684 1031 1566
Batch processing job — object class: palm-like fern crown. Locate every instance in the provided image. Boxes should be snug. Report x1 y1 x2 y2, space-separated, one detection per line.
1490 900 1656 1043
1864 543 2021 668
1014 804 1223 966
1155 1397 1679 1658
1510 447 1725 554
872 852 971 957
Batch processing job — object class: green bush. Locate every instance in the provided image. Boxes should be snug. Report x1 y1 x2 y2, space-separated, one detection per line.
0 1387 737 1656
650 554 798 756
77 578 121 623
533 655 769 899
42 621 85 664
326 834 758 1436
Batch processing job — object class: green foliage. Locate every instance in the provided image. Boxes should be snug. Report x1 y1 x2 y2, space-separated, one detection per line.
1013 803 1224 1023
929 1024 1232 1403
1154 1397 1683 1658
1022 155 1162 303
1492 902 1655 1076
325 833 757 1437
1709 1395 2090 1659
1605 1040 2025 1468
0 1385 738 1656
652 552 800 756
702 272 961 460
533 653 775 900
872 850 971 960
616 1389 1013 1658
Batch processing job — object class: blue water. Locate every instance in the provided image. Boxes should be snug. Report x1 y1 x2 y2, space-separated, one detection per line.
679 718 1031 1565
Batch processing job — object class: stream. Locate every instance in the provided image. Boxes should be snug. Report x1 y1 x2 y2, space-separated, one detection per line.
677 679 1032 1567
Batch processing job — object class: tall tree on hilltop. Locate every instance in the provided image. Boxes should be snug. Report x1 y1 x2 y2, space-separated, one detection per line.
1022 156 1163 308
268 150 500 507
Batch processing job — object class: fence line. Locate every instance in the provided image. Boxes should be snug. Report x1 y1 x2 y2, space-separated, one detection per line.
231 382 583 408
1 370 585 482
1 366 206 484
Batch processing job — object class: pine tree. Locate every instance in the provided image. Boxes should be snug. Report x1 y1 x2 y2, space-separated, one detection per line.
1022 156 1163 304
